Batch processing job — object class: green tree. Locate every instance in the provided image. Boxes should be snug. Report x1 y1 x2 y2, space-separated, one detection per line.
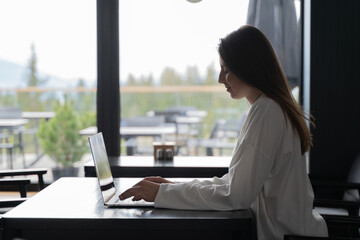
0 92 16 106
184 65 201 85
204 62 218 85
138 74 154 86
74 78 96 115
26 44 47 87
38 97 88 168
18 43 48 111
126 74 137 86
160 67 183 86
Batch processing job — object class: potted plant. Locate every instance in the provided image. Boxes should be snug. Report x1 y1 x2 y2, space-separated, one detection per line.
38 97 88 181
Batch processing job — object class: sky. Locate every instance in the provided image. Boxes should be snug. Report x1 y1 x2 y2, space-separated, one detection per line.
0 0 249 85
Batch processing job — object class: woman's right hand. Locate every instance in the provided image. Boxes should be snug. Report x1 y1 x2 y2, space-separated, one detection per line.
143 176 175 184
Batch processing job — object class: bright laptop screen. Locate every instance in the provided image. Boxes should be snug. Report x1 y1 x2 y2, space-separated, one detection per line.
88 132 116 203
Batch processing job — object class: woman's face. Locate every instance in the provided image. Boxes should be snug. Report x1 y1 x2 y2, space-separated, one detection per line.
218 57 251 100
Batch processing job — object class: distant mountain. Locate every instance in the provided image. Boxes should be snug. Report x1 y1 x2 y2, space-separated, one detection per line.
0 59 27 88
0 59 94 88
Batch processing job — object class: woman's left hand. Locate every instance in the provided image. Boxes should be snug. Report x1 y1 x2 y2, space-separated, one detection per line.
119 179 160 202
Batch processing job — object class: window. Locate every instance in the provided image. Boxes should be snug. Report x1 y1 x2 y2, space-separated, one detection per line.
0 0 303 175
0 0 96 112
118 0 301 156
0 0 96 173
119 0 250 156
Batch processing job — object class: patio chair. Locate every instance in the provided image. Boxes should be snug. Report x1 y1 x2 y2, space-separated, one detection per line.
0 168 47 213
311 154 360 217
0 107 22 119
0 107 25 168
0 107 41 168
290 154 360 239
147 107 208 155
285 177 360 239
148 110 181 123
0 168 48 239
121 116 166 155
309 183 360 238
283 215 360 239
188 114 247 156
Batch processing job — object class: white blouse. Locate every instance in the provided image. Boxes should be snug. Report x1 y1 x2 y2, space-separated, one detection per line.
154 95 328 240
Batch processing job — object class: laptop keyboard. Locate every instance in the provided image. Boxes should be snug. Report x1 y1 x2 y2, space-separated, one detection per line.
114 197 132 204
113 197 150 205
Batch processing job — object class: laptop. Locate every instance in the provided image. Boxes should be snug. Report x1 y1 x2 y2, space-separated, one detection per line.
88 132 154 207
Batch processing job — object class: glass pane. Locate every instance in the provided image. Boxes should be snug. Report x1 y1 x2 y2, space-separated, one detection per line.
0 0 96 111
0 0 96 176
119 0 250 156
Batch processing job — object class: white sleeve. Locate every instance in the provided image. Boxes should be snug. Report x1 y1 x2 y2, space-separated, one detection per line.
182 174 229 186
154 101 283 211
154 142 274 211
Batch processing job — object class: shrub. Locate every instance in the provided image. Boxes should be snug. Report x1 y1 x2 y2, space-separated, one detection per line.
38 98 88 168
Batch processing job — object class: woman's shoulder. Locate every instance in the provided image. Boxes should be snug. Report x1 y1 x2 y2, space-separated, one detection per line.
243 95 287 137
251 95 284 120
240 95 288 158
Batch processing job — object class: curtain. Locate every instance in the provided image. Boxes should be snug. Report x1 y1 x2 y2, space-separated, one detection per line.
247 0 300 89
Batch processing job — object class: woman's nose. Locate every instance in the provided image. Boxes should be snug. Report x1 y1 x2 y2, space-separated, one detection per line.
218 72 225 84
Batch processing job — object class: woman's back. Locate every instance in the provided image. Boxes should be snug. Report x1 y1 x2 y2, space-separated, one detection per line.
238 95 327 239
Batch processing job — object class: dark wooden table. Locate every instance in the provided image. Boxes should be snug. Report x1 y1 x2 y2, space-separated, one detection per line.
2 177 255 240
84 155 230 178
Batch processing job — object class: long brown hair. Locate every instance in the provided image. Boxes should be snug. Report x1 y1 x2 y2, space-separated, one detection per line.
218 25 314 155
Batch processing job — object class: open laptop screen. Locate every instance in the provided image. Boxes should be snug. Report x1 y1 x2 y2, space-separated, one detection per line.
88 132 116 203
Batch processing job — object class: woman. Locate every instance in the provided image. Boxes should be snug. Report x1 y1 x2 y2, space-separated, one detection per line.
120 25 328 239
